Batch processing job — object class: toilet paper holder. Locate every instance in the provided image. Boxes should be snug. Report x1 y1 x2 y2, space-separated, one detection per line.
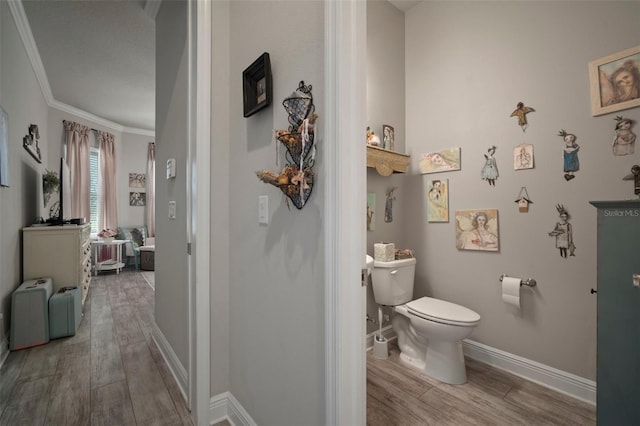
499 274 537 287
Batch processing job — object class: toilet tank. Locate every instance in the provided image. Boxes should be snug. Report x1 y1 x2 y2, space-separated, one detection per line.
371 257 416 306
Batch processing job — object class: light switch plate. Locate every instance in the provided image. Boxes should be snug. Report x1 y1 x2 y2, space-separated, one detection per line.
169 201 176 219
258 195 268 224
166 158 176 179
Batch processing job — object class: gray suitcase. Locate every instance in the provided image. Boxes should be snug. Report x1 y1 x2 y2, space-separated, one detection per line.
10 277 53 350
49 286 82 339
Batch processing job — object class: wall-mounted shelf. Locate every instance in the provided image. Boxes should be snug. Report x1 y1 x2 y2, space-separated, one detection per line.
366 145 410 176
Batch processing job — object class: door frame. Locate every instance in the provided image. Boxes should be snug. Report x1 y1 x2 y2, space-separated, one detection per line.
187 1 211 425
324 1 367 424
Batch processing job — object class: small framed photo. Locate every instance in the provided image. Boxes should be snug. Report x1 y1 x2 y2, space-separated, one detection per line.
129 173 146 188
129 191 146 207
588 45 640 116
243 52 272 117
382 124 394 151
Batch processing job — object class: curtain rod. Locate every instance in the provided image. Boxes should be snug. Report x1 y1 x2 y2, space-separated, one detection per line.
61 119 98 133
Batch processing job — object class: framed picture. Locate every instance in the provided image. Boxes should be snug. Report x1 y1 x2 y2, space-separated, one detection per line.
243 52 272 117
418 147 461 174
427 178 448 223
513 143 534 170
23 124 41 164
382 124 394 151
588 45 640 116
129 191 146 207
455 209 499 252
129 173 146 188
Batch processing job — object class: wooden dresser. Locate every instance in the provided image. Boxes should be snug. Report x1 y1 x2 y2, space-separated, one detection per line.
22 223 92 304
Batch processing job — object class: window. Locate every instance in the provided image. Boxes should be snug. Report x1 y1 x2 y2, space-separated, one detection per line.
89 148 101 233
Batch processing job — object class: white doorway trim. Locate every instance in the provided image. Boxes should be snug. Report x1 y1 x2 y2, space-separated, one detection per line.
187 1 211 425
324 0 367 424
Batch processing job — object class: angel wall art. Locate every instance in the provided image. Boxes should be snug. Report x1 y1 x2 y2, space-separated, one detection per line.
455 209 499 252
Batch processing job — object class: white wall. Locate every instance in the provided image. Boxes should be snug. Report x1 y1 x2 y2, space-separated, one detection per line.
155 0 189 373
0 3 49 346
366 0 406 333
405 1 640 381
228 1 325 424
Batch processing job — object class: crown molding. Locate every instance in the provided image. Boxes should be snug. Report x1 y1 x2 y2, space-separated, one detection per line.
8 0 155 138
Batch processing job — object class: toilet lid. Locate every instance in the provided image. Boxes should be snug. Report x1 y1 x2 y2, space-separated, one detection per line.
407 297 480 326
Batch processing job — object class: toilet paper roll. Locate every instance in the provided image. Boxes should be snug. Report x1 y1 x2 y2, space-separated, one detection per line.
374 243 395 262
502 276 521 308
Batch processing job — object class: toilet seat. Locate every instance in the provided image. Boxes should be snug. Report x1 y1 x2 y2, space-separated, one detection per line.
406 297 480 327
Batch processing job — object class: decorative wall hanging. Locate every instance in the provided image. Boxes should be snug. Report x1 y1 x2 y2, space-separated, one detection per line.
418 148 461 174
510 102 535 132
622 165 640 197
256 81 316 209
384 187 397 223
427 178 449 223
548 204 575 258
481 145 498 186
514 143 534 170
129 191 146 207
514 187 533 213
558 130 579 181
588 45 640 116
23 124 41 163
0 106 9 187
455 209 499 252
367 192 376 231
612 116 636 156
129 173 146 188
382 124 395 151
243 52 272 117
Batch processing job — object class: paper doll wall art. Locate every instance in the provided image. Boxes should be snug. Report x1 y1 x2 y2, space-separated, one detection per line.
510 102 535 132
384 186 397 223
514 144 534 170
427 179 449 222
481 145 498 186
548 204 575 258
558 130 579 181
612 116 636 156
367 192 376 231
418 148 461 174
455 209 499 252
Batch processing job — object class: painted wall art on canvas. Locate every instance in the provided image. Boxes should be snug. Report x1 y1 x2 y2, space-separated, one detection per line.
129 173 146 188
130 191 146 207
419 148 461 174
455 209 499 252
427 179 449 222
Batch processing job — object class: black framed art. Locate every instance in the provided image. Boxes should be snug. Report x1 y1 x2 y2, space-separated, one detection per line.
243 52 272 117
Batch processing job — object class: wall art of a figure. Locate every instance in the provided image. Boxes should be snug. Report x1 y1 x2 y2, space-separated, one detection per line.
548 204 575 258
384 186 397 223
481 145 498 186
612 116 636 156
558 130 579 181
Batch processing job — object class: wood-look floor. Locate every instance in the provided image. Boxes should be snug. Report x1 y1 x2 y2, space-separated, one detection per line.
0 270 193 426
367 341 596 426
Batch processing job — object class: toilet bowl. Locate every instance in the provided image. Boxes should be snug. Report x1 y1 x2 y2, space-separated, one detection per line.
370 257 481 385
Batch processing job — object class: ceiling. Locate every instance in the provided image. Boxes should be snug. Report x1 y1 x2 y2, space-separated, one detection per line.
22 1 156 133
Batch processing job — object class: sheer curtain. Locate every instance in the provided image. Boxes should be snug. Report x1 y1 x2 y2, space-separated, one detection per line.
63 120 90 221
146 142 155 237
98 131 118 230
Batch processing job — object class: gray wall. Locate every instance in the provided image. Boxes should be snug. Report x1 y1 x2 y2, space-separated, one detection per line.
155 0 189 370
0 3 50 346
366 0 407 333
228 1 325 424
404 1 640 380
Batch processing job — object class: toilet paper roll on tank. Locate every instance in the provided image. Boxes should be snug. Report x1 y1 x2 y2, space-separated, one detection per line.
502 276 521 308
374 243 395 262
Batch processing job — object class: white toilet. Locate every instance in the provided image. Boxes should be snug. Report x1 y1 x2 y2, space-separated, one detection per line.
371 257 481 385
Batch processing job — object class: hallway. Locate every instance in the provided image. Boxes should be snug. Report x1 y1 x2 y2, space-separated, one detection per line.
0 270 192 425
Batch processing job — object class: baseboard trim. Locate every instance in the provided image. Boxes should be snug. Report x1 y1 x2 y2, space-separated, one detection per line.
151 323 188 402
367 328 596 405
210 391 257 426
0 334 9 369
462 339 596 406
365 325 396 350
